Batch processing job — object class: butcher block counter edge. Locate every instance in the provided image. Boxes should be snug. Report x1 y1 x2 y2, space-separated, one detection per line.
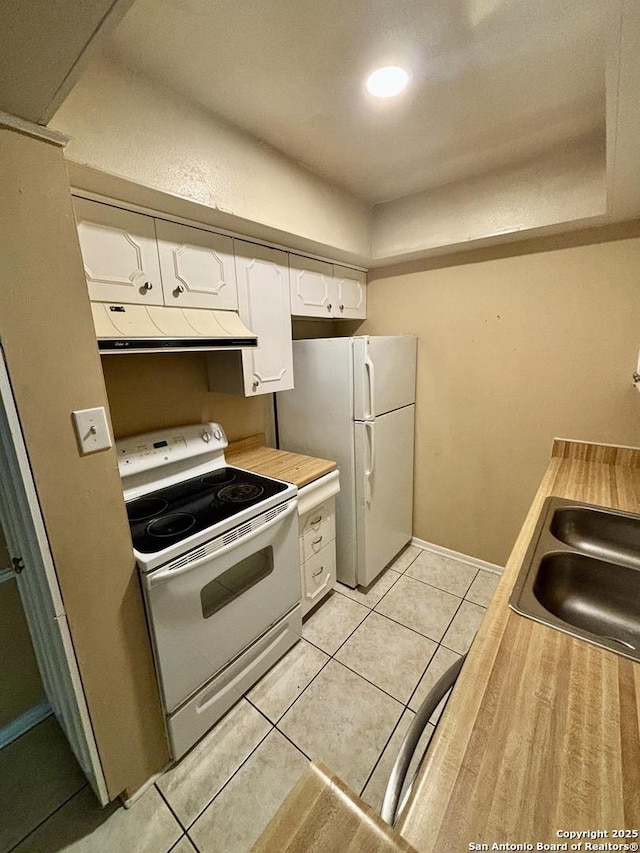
252 761 418 852
226 433 337 488
397 437 640 851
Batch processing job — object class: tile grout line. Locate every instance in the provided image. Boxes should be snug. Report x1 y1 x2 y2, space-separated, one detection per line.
155 781 188 833
393 566 479 600
10 546 494 852
168 550 491 840
247 646 334 728
178 722 275 834
358 703 409 799
6 783 90 853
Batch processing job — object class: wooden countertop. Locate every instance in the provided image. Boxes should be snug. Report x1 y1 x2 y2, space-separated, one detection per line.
226 434 337 488
398 439 640 849
252 762 417 852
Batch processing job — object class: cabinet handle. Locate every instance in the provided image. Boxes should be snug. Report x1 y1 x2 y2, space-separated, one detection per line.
339 304 345 312
141 281 153 292
252 380 259 391
310 515 322 525
326 303 332 312
312 536 323 546
173 284 185 296
312 566 324 577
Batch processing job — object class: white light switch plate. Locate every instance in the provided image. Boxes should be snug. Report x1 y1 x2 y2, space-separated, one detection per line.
72 407 112 455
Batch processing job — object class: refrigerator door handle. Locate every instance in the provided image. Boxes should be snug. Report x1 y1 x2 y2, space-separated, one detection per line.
364 419 376 505
364 339 376 419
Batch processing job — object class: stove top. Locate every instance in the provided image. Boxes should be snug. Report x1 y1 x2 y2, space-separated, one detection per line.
126 466 289 555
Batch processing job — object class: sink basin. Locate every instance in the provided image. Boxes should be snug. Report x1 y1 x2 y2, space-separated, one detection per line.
550 506 640 570
510 497 640 661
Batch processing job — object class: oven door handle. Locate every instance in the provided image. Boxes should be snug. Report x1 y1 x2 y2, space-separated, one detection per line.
147 499 297 588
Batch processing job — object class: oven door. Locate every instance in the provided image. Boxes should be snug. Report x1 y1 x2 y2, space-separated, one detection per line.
142 499 299 712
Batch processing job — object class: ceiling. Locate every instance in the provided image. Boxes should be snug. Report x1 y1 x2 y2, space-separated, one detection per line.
105 0 606 203
0 0 134 124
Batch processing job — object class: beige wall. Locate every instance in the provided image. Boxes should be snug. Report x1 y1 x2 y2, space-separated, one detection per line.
50 52 371 262
0 523 44 728
372 134 606 264
0 127 168 796
102 353 273 441
365 226 640 565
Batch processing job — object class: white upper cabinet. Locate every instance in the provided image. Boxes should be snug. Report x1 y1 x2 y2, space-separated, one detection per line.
73 198 163 305
155 220 238 310
332 265 367 319
234 240 294 395
289 256 334 318
288 256 367 320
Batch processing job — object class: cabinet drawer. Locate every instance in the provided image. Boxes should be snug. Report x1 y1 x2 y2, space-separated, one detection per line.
299 499 335 563
301 541 336 616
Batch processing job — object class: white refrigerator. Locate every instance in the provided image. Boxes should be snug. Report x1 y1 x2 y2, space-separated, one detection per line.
276 335 417 588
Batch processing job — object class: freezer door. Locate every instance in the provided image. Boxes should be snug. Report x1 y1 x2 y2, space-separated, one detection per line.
354 404 415 587
352 336 417 419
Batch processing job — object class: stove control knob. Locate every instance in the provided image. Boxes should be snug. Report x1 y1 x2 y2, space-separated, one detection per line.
214 428 223 440
200 429 212 443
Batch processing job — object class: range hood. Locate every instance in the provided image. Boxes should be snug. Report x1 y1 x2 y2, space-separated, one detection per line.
91 303 257 354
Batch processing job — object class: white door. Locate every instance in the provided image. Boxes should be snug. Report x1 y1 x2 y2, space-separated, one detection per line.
333 266 367 319
353 335 417 419
0 349 108 803
234 240 294 395
155 220 238 310
72 198 163 306
354 405 415 587
289 256 334 318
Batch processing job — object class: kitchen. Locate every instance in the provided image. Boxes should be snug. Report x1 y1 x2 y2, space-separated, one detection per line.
1 0 640 850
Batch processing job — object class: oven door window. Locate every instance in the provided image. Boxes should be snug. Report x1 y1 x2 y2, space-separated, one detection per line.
200 546 274 619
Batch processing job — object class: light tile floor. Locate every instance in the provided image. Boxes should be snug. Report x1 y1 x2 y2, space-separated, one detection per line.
4 545 500 853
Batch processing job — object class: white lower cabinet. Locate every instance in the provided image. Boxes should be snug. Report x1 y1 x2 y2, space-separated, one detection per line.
297 471 340 616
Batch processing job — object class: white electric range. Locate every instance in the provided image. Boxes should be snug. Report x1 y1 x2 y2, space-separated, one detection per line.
118 422 301 759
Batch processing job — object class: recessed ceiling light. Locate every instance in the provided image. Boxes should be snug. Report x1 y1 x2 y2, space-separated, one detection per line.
366 66 409 98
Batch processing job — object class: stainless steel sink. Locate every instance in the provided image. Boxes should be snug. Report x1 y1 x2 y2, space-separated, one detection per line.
510 497 640 661
550 505 640 570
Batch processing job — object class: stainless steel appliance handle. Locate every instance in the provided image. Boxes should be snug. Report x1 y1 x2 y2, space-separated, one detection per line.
364 420 375 505
147 500 297 587
381 653 466 827
364 337 376 419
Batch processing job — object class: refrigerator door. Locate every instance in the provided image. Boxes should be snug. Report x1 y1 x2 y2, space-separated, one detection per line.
354 404 415 587
353 336 417 420
277 338 359 586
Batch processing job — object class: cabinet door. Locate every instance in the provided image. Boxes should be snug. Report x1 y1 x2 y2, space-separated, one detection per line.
155 220 238 310
234 240 294 395
72 198 163 305
333 266 367 319
289 256 334 318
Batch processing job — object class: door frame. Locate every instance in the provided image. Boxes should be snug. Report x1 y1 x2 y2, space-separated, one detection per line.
0 345 108 803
